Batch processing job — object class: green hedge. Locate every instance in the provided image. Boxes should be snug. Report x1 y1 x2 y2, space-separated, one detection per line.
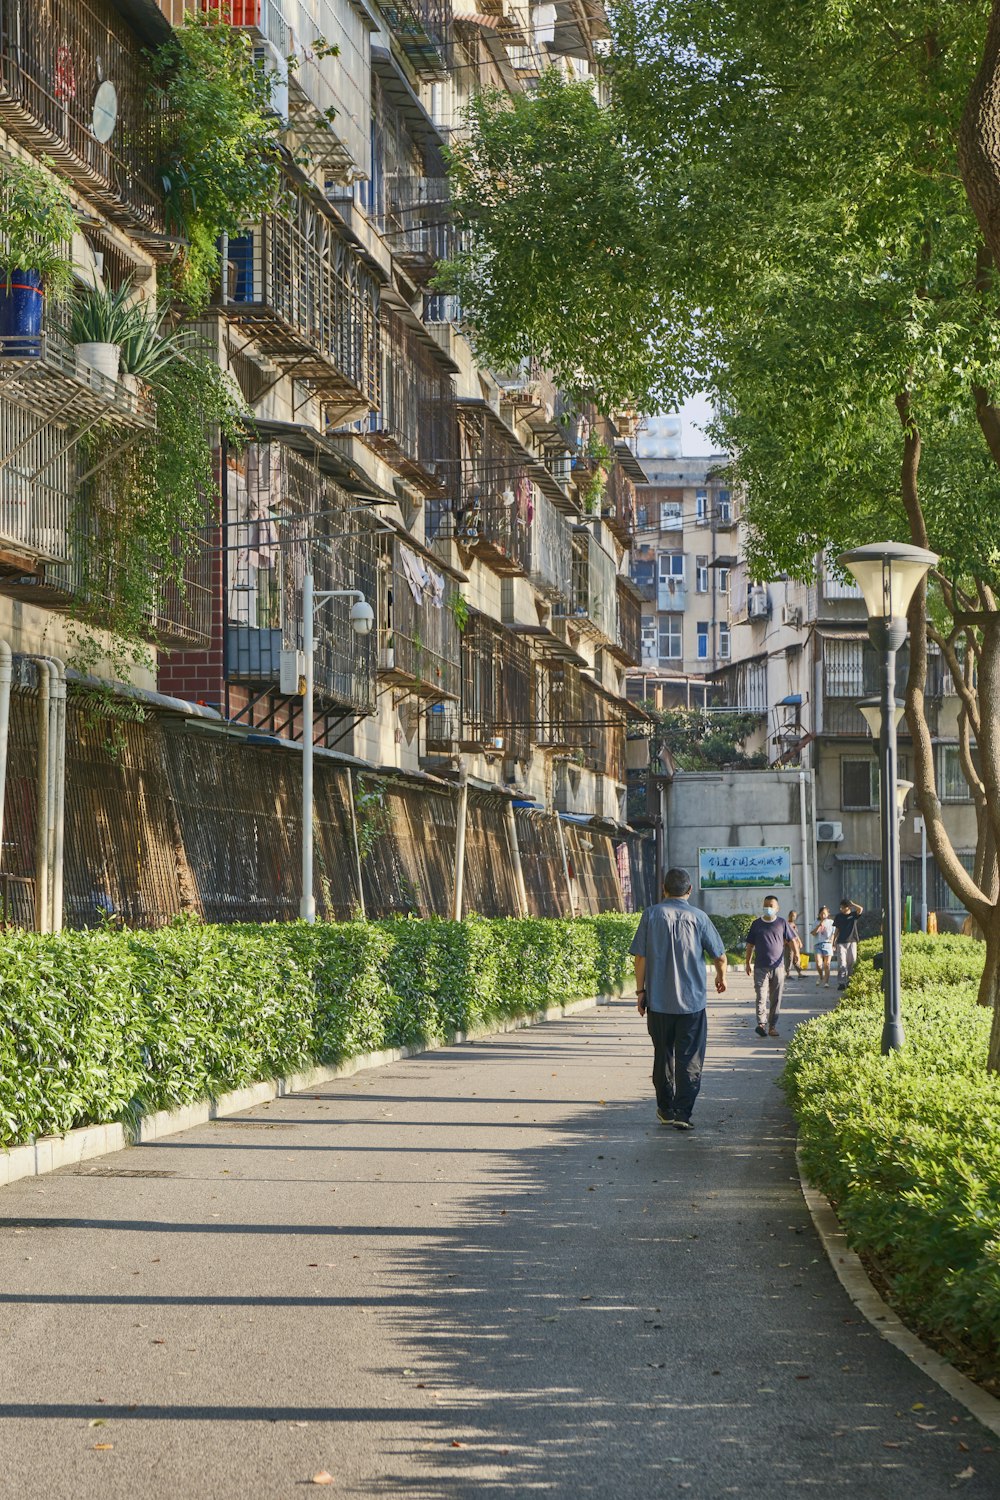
0 913 638 1150
782 932 1000 1361
711 913 756 953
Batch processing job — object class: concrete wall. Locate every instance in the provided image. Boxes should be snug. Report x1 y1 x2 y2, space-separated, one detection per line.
665 767 816 923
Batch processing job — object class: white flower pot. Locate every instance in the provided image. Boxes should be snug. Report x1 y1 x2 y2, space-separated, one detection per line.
75 341 121 384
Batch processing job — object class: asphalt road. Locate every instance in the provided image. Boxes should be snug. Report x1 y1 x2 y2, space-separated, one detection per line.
0 971 998 1499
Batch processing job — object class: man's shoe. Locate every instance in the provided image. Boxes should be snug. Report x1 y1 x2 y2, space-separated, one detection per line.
656 1107 673 1125
673 1117 694 1131
754 1023 767 1037
768 1027 779 1037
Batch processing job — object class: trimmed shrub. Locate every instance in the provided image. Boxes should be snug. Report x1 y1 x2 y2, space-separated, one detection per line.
711 913 756 954
781 933 1000 1362
0 913 637 1149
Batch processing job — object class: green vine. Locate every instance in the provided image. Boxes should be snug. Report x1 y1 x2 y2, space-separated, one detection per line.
583 434 612 516
354 775 389 863
149 9 284 312
447 590 470 631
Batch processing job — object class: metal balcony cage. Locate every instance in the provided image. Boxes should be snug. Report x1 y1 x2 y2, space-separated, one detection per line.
606 575 642 666
535 660 586 751
458 611 532 763
527 489 571 607
226 440 377 716
382 534 461 700
222 180 381 418
0 0 166 236
442 404 531 575
363 308 457 493
557 528 618 642
371 70 454 278
377 0 452 74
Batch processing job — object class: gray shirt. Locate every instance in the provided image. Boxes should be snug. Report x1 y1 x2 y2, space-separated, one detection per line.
629 900 726 1015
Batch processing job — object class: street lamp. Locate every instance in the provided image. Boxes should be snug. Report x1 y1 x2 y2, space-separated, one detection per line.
300 572 374 923
840 541 938 1053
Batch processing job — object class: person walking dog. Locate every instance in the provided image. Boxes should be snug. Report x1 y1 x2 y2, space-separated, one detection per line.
630 868 727 1130
833 897 864 989
744 896 800 1038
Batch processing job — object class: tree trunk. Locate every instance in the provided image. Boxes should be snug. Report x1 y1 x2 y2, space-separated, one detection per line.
983 919 1000 1071
961 2 1000 268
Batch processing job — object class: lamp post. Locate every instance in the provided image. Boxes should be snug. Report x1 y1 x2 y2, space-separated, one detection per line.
840 542 938 1052
300 573 374 923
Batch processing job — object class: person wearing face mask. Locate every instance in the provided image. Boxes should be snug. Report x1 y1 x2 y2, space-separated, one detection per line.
744 896 800 1038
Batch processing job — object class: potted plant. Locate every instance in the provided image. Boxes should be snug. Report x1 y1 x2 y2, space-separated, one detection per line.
118 299 187 397
69 281 137 384
0 158 77 356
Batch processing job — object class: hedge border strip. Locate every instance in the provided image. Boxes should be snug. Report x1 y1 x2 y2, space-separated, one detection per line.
795 1146 1000 1438
0 993 615 1191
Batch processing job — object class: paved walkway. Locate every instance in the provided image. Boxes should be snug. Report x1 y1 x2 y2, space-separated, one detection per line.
1 973 999 1498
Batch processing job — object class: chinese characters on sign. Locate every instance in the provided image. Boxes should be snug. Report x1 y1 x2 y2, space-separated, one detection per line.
698 846 792 889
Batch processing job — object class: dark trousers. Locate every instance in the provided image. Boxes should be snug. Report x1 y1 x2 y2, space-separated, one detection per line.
646 1008 708 1122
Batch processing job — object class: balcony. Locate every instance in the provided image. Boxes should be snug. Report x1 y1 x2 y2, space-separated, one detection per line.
0 0 166 238
447 611 532 762
535 660 586 752
382 534 461 700
582 678 627 782
221 184 381 420
360 308 456 494
527 490 572 607
224 440 378 716
603 576 642 666
656 577 686 613
378 0 451 75
555 528 618 642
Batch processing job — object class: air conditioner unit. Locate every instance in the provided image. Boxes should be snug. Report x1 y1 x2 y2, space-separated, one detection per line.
817 820 844 843
781 604 803 628
279 648 305 695
748 587 770 620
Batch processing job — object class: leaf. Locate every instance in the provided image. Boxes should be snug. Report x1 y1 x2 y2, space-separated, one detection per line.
310 1472 335 1486
956 1468 975 1480
92 1443 114 1451
88 1418 107 1428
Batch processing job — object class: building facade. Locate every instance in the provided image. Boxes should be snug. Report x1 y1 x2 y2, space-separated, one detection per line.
626 425 735 709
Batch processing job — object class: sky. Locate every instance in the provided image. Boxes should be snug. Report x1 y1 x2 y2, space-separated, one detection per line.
677 393 715 455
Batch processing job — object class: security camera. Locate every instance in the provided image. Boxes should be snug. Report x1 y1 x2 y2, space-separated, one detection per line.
350 599 375 636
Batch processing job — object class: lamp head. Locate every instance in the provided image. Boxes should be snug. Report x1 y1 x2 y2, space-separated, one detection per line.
349 598 375 636
895 778 914 812
857 695 904 738
837 541 939 625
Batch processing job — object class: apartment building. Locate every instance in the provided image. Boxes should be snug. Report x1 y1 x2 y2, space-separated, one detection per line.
142 3 644 825
625 420 734 709
718 554 976 928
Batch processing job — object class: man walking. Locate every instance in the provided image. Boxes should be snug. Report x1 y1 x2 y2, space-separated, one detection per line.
833 897 864 990
744 896 800 1038
630 868 727 1131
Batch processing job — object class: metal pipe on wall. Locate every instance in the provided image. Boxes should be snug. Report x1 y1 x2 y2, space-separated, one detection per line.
33 661 51 933
51 658 67 932
556 814 574 916
452 764 468 921
0 640 13 885
799 770 813 941
504 798 529 917
347 768 366 920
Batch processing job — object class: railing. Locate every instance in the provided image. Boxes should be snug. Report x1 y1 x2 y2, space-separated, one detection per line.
0 0 165 234
446 405 531 575
535 660 585 749
613 576 642 666
557 530 619 642
225 441 378 715
583 681 627 783
382 175 454 282
456 612 532 762
363 309 456 492
222 185 381 413
383 535 461 700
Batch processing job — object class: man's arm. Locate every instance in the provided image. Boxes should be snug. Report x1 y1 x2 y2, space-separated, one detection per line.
744 941 755 976
634 954 646 1015
714 954 728 993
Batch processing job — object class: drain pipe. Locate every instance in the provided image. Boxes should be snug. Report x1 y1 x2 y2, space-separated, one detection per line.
504 798 529 917
452 764 468 922
50 657 67 932
0 639 12 882
799 770 813 944
33 660 51 933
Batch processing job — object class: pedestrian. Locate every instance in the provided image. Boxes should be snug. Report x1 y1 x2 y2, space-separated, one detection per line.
744 896 800 1038
630 867 727 1131
784 910 801 981
811 906 834 987
832 897 864 989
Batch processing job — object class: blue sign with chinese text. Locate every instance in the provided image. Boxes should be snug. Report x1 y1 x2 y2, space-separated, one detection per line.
698 846 792 889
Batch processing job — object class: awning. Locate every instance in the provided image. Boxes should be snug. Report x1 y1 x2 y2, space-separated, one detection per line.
614 440 648 484
370 45 448 153
249 419 395 501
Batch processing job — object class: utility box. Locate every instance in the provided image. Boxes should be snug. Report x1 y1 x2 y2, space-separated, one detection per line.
279 649 305 696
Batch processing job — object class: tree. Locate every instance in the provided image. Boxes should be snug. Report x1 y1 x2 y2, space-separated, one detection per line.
446 3 1000 1059
651 708 767 772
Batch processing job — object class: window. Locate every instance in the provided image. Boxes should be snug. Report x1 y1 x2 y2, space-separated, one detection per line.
659 500 682 530
938 744 973 802
659 615 683 660
636 503 648 529
718 622 731 660
695 489 707 523
842 758 878 810
696 556 708 593
824 638 864 697
659 551 685 584
716 489 732 521
717 566 730 595
631 557 655 591
697 622 709 660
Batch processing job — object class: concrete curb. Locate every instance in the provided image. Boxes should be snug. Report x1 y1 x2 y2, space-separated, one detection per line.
796 1146 1000 1438
0 991 614 1191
